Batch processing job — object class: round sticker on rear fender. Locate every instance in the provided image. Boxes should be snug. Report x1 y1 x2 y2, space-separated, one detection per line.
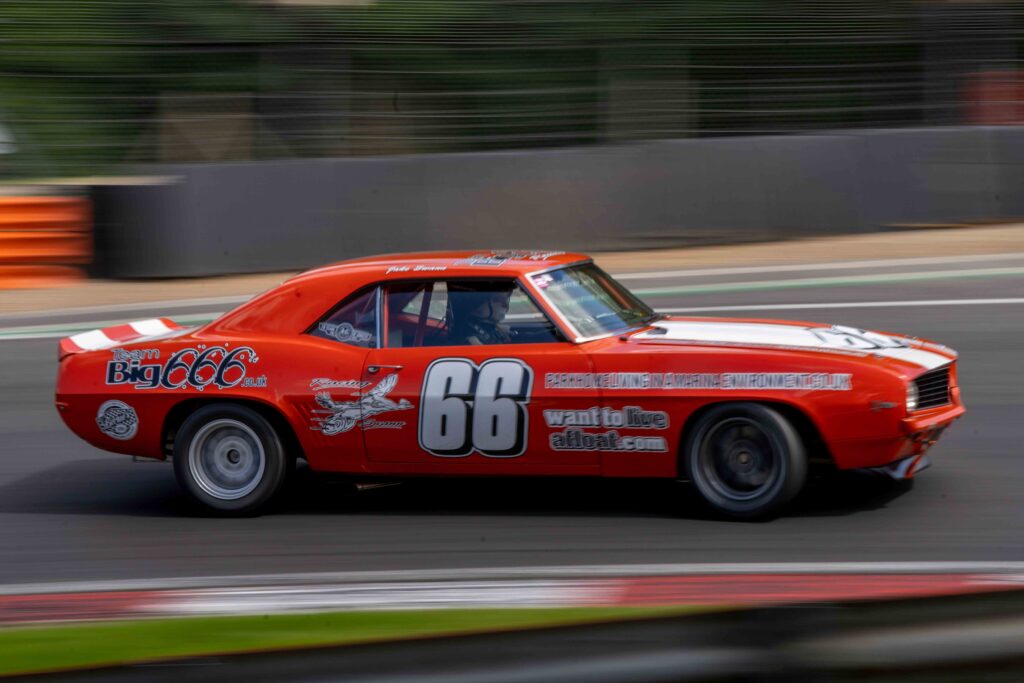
96 400 139 440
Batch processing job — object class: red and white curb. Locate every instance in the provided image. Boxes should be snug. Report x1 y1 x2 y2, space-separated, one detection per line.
3 563 1024 626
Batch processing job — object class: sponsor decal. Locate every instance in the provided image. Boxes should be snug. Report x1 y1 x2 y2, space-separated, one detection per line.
106 346 265 391
810 325 909 350
545 405 669 453
529 274 580 292
363 419 406 430
312 374 412 436
419 358 533 457
310 378 371 391
532 273 555 289
463 254 511 267
550 429 668 453
543 406 668 430
498 250 564 261
317 322 374 345
96 400 139 440
461 250 564 267
544 372 851 391
385 265 448 274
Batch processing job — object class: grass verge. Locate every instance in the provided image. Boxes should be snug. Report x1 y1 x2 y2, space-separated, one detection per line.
0 605 702 677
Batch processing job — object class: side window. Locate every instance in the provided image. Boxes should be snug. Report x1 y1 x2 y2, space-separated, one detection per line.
310 287 378 348
386 281 448 348
386 279 562 347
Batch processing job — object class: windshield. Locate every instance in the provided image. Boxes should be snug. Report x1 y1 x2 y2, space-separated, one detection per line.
531 264 657 338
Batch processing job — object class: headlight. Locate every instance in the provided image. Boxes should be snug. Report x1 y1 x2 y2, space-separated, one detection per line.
906 382 919 412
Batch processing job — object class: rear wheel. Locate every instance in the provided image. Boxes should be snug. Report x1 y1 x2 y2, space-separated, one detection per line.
684 403 807 519
173 404 289 516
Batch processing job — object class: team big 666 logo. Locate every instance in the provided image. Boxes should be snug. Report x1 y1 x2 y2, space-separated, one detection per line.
106 345 267 391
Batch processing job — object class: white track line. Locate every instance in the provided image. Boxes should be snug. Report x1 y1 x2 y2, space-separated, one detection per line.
613 252 1024 280
1 297 1022 341
4 562 1024 596
0 295 251 322
659 298 1024 313
4 252 1022 323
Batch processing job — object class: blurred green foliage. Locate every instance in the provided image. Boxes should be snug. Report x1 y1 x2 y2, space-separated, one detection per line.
0 1 928 177
0 606 699 676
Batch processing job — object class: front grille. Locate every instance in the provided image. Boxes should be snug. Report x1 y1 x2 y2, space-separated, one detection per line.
914 365 951 410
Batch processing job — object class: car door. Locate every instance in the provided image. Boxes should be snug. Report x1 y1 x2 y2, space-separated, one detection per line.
291 284 378 473
361 278 601 474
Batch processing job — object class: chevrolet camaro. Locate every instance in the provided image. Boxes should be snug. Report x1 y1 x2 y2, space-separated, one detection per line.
55 250 965 518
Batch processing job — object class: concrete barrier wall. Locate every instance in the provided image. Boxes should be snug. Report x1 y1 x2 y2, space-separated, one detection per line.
91 126 1024 278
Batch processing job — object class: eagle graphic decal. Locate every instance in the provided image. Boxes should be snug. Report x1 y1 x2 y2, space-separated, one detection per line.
312 373 413 435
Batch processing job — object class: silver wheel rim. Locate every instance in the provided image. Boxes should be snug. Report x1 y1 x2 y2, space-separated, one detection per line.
696 417 783 504
188 419 266 501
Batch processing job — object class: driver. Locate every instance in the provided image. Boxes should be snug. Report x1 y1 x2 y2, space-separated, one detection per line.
452 284 513 345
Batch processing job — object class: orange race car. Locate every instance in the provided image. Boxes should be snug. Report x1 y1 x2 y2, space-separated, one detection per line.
54 251 965 518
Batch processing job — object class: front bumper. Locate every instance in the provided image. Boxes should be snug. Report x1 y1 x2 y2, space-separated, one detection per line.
830 399 964 471
898 402 965 459
869 454 931 480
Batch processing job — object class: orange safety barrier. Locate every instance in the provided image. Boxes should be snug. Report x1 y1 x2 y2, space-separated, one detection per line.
0 196 91 289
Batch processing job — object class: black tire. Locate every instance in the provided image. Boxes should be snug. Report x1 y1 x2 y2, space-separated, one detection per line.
683 403 807 520
173 404 289 516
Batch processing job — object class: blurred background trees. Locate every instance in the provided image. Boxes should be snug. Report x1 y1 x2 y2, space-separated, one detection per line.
0 0 1018 178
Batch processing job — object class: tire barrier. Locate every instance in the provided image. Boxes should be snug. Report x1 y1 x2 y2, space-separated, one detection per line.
0 196 90 289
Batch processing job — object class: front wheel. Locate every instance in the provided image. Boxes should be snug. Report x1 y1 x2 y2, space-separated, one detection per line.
683 403 807 519
173 404 289 516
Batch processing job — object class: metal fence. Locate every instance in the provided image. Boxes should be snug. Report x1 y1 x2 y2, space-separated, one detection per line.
3 1 1024 179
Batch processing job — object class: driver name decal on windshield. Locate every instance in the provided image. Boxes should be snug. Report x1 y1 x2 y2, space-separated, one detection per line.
545 372 852 391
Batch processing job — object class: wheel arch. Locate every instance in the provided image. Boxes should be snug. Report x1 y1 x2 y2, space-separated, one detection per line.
163 397 305 463
676 399 833 477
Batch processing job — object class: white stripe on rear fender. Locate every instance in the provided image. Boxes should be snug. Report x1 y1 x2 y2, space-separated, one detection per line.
67 329 115 351
130 318 171 336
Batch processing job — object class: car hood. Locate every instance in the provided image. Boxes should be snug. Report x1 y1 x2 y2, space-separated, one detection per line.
631 318 954 370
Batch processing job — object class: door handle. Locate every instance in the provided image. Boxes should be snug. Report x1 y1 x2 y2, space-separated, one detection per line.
367 364 404 374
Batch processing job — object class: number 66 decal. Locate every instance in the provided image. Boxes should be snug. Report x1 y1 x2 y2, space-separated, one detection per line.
419 358 533 457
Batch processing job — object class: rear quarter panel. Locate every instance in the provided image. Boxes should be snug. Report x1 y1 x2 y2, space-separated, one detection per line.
56 332 371 470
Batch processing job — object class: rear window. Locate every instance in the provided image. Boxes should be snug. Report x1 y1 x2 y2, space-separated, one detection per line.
309 287 378 348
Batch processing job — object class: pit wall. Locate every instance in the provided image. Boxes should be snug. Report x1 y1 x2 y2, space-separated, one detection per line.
90 126 1024 278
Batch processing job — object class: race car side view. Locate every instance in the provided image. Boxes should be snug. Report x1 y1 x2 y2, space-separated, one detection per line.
54 251 965 518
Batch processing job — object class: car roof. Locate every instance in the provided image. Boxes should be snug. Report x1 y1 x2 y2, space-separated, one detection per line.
207 250 592 337
286 250 589 285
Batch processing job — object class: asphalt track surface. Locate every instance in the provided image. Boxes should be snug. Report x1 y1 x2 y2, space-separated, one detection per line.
0 255 1022 586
